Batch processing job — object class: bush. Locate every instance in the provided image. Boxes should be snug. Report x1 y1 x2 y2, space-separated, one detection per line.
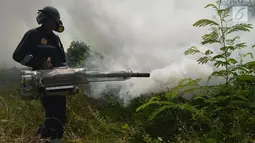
136 1 255 142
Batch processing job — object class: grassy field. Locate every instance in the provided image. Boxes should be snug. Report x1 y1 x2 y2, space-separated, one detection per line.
0 84 141 143
0 82 254 143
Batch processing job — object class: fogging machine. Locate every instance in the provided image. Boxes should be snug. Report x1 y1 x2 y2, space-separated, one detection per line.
20 66 150 100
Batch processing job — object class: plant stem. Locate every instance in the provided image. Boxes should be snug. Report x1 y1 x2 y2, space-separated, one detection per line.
219 3 229 85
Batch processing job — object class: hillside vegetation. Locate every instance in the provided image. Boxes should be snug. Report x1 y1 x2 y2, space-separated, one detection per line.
0 1 254 143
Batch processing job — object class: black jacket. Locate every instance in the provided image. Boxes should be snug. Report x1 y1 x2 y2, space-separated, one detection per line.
13 26 67 70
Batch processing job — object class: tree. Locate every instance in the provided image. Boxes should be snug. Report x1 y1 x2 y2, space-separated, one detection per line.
66 40 92 67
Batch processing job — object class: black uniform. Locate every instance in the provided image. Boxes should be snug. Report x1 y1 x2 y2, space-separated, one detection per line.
13 26 66 70
13 26 67 139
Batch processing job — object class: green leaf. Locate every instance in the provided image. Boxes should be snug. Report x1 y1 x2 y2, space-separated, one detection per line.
201 31 220 45
205 4 218 10
231 66 250 73
222 8 230 19
228 58 238 64
184 46 200 55
243 52 254 59
193 19 219 27
214 60 228 68
216 8 230 19
231 94 249 102
236 75 255 81
201 39 221 45
176 78 201 88
235 42 247 49
197 56 211 64
227 23 253 34
220 46 226 51
211 54 225 61
148 105 174 120
217 9 224 16
228 46 235 51
136 97 159 112
194 94 207 101
245 61 255 68
166 78 202 100
226 36 240 46
157 137 163 142
122 123 129 129
136 100 175 112
165 91 179 101
211 70 227 77
220 46 234 51
178 103 199 113
180 87 204 95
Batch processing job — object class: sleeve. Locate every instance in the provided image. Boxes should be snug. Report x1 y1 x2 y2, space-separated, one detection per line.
12 30 37 67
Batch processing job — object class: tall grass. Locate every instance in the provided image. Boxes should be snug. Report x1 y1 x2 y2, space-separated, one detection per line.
0 84 142 143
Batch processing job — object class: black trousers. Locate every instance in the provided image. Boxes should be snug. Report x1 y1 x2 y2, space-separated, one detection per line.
36 95 67 139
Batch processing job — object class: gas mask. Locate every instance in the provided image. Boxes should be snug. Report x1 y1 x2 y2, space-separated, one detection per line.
36 7 65 33
55 19 64 33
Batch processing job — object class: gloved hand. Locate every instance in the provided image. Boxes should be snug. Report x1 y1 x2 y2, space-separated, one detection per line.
61 63 69 68
42 57 53 69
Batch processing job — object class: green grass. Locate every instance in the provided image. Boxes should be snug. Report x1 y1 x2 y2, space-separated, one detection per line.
0 83 254 143
0 84 142 143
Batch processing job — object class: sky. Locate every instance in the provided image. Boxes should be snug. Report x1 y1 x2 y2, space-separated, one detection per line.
1 0 255 103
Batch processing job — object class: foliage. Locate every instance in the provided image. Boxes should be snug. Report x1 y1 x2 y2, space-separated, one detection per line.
66 40 92 67
0 86 142 143
136 0 255 142
136 78 206 121
184 1 254 85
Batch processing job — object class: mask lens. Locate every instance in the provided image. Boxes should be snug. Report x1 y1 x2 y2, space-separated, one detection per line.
54 20 64 33
57 26 64 33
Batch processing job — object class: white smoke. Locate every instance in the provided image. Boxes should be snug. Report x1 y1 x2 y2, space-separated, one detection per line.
1 0 255 104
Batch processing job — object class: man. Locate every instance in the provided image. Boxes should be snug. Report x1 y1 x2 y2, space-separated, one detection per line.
12 6 67 142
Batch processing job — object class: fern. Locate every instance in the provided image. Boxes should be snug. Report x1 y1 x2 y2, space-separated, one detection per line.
184 46 201 55
136 1 255 142
226 36 240 46
227 58 238 64
205 4 218 10
227 23 253 34
193 19 219 27
205 50 214 55
148 105 173 121
201 31 220 45
243 52 254 59
137 78 206 121
197 56 211 64
185 0 253 85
